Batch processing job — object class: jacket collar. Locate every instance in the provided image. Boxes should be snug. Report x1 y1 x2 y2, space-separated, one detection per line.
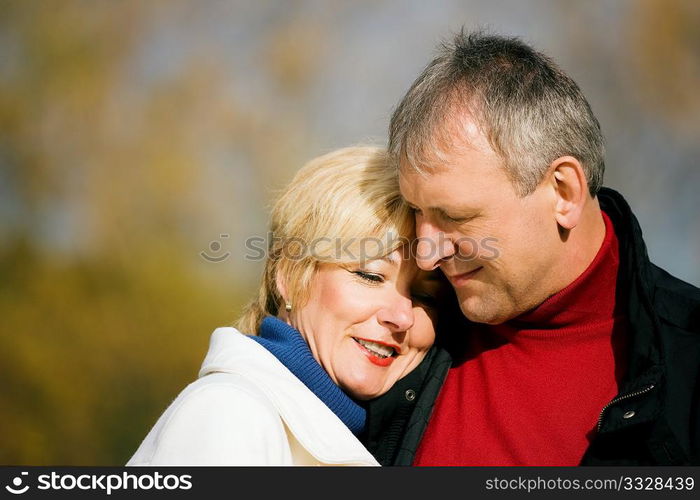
198 327 378 465
595 188 665 434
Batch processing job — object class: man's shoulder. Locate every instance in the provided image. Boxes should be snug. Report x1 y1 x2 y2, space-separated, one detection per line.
648 263 700 333
598 187 699 333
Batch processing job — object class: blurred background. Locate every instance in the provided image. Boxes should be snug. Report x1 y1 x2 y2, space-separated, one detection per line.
1 0 698 465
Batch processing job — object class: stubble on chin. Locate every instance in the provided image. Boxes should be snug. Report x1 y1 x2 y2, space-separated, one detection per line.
456 286 516 325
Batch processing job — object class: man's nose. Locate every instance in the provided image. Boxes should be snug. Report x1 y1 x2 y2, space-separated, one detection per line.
415 219 455 271
377 293 415 333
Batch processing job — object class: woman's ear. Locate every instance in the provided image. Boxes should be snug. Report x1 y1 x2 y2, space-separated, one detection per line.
275 271 293 322
276 271 289 305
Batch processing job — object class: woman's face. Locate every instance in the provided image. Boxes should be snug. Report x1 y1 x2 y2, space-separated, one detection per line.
288 246 447 400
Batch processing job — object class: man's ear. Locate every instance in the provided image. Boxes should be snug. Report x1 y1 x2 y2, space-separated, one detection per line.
548 156 589 230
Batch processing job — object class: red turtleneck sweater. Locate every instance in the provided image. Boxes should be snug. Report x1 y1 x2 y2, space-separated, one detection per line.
414 211 628 466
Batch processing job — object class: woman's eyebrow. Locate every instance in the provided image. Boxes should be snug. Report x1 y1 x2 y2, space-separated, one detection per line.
381 253 398 264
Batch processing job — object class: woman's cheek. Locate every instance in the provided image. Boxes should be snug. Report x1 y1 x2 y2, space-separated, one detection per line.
413 309 437 349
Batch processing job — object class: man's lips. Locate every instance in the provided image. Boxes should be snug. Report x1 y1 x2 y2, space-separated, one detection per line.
446 267 483 286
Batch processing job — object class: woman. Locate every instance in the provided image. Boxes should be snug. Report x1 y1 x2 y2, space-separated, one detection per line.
127 146 448 465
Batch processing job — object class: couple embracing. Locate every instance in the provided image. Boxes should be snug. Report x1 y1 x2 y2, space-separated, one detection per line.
128 32 700 467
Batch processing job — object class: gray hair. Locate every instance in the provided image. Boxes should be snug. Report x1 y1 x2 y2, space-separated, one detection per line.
389 31 605 197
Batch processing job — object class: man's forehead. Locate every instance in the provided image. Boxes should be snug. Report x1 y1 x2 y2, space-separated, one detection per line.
397 152 453 178
398 168 456 209
400 119 494 173
399 151 511 210
397 153 462 184
398 165 432 192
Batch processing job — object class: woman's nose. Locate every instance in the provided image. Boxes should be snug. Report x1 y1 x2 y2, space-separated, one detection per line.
376 294 415 332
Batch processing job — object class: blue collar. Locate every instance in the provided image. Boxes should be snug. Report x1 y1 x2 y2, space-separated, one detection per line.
250 316 366 435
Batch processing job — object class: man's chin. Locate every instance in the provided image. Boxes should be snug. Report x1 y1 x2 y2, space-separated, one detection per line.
458 296 510 325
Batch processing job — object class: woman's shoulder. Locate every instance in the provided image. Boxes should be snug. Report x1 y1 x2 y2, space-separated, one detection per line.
177 327 284 416
161 371 288 439
127 327 378 466
126 329 299 466
127 372 292 465
180 370 277 410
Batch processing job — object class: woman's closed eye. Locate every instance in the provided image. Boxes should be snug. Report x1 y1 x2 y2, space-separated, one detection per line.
352 270 385 284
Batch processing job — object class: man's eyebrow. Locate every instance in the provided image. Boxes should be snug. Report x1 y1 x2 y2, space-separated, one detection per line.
430 206 479 218
406 201 447 212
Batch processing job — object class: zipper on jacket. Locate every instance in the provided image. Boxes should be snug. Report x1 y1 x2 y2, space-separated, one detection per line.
597 384 655 432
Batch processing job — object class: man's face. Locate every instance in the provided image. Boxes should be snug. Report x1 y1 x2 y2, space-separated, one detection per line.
399 119 562 324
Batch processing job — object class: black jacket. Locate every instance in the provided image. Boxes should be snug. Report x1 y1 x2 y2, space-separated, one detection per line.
363 188 700 466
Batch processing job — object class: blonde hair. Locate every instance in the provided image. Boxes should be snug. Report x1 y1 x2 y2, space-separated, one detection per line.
236 146 414 334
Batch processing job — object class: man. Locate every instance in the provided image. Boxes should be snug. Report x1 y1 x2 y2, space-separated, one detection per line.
363 31 699 466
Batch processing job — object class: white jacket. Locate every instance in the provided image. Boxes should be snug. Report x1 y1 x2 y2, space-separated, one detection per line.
127 327 379 466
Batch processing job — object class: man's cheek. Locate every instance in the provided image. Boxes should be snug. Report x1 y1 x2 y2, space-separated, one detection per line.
479 237 500 261
455 237 479 262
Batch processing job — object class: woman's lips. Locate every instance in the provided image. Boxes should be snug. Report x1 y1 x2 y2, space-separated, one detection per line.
447 266 483 286
352 337 398 367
